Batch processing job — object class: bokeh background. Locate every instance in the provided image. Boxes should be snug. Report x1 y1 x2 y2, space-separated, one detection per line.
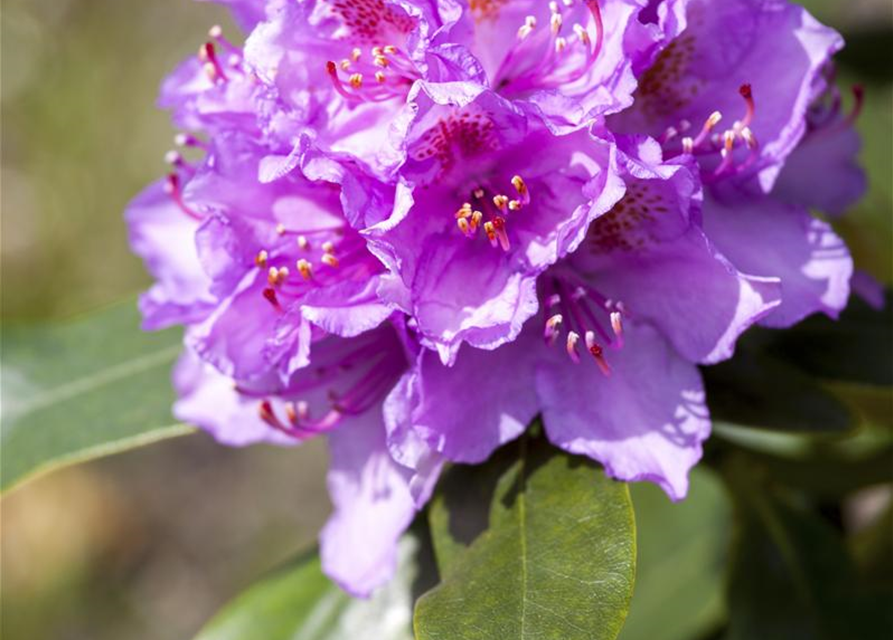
1 1 891 638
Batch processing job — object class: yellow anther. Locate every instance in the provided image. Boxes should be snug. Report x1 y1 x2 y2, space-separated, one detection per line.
508 200 522 211
255 250 269 268
296 258 313 280
383 45 398 54
493 194 509 211
297 235 310 250
340 59 351 70
456 203 473 218
275 223 286 235
268 266 289 286
470 211 483 231
322 240 335 254
573 24 590 45
457 218 470 234
349 73 363 88
375 71 386 83
374 55 389 67
321 253 340 268
483 221 497 242
351 48 362 61
511 175 527 195
555 37 567 53
371 46 383 56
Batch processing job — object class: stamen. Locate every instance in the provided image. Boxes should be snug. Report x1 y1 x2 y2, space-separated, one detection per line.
198 42 228 83
267 266 289 286
518 15 537 40
610 311 624 348
321 254 340 268
511 174 530 204
296 258 314 280
566 331 581 363
276 223 286 235
255 250 269 268
544 313 563 345
585 332 611 376
164 173 202 220
297 235 310 250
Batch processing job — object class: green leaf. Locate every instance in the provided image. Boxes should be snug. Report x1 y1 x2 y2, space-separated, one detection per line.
1 301 191 492
416 436 636 640
194 538 422 640
617 468 731 640
703 349 853 433
723 458 892 640
765 291 893 387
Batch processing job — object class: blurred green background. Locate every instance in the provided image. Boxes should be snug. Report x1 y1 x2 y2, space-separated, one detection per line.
1 1 890 639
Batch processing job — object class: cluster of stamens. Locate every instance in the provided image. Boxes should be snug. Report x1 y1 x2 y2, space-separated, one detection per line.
255 230 348 311
542 277 626 376
162 133 210 220
496 0 603 92
198 25 246 84
326 44 418 103
251 334 406 438
455 175 529 251
805 67 864 137
660 84 760 180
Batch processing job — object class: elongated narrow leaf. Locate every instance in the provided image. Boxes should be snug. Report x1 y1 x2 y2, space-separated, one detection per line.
724 458 892 640
703 350 853 433
417 437 635 640
618 468 730 640
1 301 190 492
194 538 421 640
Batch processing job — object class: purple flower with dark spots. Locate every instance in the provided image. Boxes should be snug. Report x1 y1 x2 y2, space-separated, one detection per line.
124 0 864 597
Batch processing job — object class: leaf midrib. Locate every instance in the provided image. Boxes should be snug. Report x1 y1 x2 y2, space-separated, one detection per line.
2 344 182 426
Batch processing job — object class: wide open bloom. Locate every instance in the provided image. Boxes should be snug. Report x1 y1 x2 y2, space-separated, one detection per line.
127 132 391 384
607 0 859 326
362 83 624 363
385 135 781 500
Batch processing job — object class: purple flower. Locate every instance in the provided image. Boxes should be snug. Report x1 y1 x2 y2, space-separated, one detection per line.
125 0 864 597
127 133 392 385
385 134 781 500
449 0 688 129
362 83 624 362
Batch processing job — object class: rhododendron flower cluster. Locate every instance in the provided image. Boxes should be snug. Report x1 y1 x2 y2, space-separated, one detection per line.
126 0 864 596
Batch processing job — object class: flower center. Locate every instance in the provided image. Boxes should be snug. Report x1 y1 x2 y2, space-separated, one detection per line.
250 328 407 438
454 175 530 251
493 0 603 94
656 84 760 182
326 44 420 104
256 223 381 312
541 273 626 376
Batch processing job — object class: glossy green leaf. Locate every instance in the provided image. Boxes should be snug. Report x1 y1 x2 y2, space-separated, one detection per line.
765 291 892 387
703 349 853 433
416 436 635 640
194 538 422 640
617 468 731 640
1 301 191 492
723 458 892 640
